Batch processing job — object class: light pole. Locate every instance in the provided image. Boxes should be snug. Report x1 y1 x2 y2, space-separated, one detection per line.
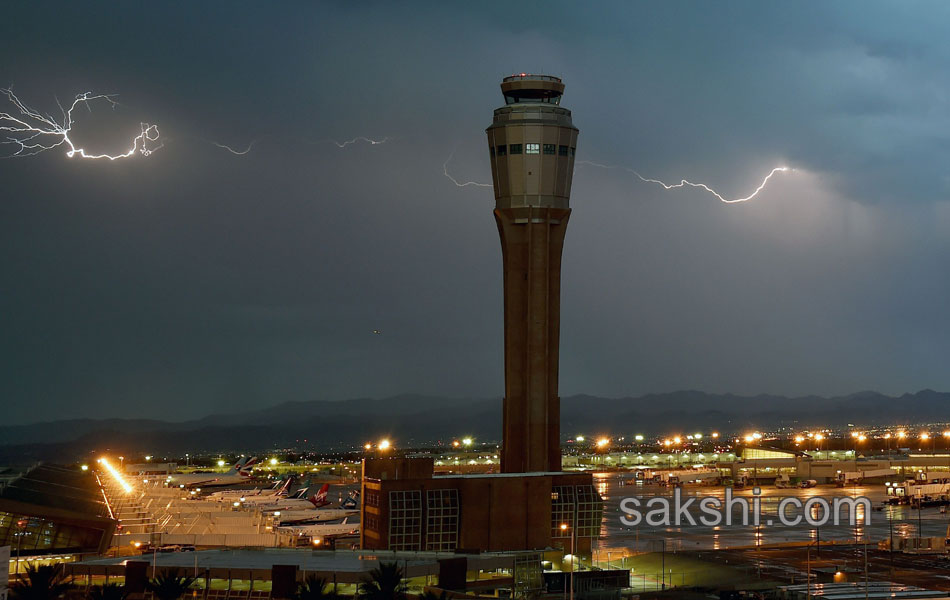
560 523 574 600
14 518 26 583
805 539 820 600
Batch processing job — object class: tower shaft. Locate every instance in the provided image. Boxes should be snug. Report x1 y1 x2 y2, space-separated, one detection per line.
496 206 570 473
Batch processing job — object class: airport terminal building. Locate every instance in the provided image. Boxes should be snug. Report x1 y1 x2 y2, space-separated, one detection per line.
360 458 601 555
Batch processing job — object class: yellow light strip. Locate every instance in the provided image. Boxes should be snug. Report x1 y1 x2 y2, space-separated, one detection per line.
99 457 133 494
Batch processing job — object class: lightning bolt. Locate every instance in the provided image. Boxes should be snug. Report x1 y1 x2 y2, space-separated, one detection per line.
443 147 492 188
0 88 160 160
211 140 256 155
329 136 390 148
577 160 790 204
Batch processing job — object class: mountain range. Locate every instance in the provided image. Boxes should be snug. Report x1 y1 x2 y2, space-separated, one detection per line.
0 390 946 464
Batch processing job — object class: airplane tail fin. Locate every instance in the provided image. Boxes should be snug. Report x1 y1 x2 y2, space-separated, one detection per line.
341 490 360 509
309 483 331 507
275 476 293 496
239 457 258 477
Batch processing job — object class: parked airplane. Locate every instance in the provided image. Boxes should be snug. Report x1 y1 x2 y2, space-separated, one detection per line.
271 508 359 525
234 478 297 504
207 478 288 501
276 518 360 538
165 457 258 489
246 484 331 511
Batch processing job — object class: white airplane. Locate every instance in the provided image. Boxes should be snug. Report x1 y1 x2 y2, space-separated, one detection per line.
236 480 307 506
271 508 359 525
245 483 332 511
218 477 294 502
165 457 258 489
276 518 360 538
207 478 286 501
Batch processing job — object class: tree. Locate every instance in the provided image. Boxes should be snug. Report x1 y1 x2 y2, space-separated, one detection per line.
87 583 128 600
358 562 407 600
146 569 197 600
295 575 337 600
10 563 72 600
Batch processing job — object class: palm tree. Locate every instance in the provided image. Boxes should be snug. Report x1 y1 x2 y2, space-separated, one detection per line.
10 563 72 600
87 583 128 600
295 575 337 600
358 562 407 600
146 569 197 600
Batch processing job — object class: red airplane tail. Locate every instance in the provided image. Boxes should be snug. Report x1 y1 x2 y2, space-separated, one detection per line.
309 483 331 507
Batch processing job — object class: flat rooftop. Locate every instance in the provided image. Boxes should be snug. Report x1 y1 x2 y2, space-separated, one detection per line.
69 548 530 581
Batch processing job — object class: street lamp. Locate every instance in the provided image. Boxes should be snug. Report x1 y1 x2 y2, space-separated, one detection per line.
560 523 574 600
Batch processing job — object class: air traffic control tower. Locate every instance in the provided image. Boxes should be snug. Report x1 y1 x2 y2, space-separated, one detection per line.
487 75 578 473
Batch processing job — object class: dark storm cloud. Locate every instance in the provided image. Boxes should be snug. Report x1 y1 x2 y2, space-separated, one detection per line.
1 2 949 424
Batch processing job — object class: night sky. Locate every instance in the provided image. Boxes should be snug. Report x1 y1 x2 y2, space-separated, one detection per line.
3 2 949 425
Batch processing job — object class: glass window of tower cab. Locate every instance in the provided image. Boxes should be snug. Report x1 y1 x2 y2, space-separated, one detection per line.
487 74 578 214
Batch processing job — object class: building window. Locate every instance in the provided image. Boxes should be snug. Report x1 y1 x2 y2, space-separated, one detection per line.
388 490 422 551
551 485 575 538
365 490 380 508
558 145 568 156
489 146 495 157
575 484 603 538
525 143 540 154
509 144 523 155
543 144 556 155
425 489 459 551
570 147 576 157
497 145 507 157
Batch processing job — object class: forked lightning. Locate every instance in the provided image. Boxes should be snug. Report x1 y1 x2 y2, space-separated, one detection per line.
577 160 790 204
0 88 160 159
